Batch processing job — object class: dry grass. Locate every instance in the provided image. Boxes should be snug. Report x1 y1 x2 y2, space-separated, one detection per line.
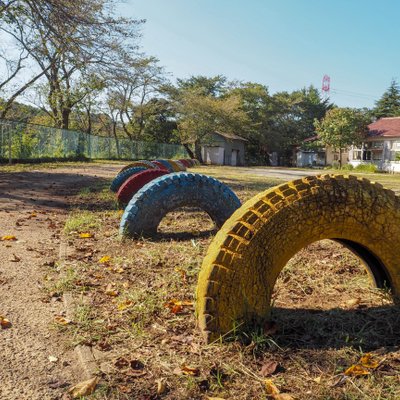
49 166 400 400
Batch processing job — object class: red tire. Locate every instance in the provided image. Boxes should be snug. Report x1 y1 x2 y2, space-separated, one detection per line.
179 159 191 167
152 161 170 171
117 169 170 205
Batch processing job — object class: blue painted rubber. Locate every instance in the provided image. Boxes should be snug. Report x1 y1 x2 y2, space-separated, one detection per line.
110 167 147 192
154 159 174 172
120 172 241 238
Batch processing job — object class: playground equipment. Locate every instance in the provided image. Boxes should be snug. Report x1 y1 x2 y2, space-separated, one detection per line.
196 174 400 342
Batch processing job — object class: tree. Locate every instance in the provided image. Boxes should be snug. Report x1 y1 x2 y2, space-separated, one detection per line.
314 108 369 167
174 88 249 161
374 79 400 119
0 0 143 124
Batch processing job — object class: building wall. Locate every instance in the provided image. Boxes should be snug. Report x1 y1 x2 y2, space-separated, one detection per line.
201 133 246 166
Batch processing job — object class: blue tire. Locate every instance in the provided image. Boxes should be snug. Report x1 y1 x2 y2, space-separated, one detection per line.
120 172 241 238
110 167 146 192
154 159 174 172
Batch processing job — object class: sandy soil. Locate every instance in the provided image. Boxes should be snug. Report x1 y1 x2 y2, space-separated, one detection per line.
0 167 112 399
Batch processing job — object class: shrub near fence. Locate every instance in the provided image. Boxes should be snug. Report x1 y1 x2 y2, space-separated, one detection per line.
0 119 187 162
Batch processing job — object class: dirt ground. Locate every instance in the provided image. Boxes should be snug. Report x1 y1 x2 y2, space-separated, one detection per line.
0 166 114 399
1 163 400 400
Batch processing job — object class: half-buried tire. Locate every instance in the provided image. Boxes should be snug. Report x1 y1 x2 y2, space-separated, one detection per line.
196 174 400 343
120 172 241 238
118 160 157 174
154 159 174 172
110 167 146 193
117 168 169 206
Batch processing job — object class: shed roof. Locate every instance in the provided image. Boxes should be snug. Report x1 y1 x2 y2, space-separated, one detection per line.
368 117 400 138
214 131 248 141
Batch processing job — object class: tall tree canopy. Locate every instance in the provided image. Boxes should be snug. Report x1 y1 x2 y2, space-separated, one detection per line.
373 79 400 119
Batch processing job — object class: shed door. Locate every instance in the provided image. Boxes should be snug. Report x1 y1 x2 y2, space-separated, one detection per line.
231 149 239 166
205 146 224 165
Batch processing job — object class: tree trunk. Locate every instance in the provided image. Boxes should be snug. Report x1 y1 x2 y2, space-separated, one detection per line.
183 143 195 159
112 121 120 158
194 141 203 163
61 108 70 130
339 147 342 169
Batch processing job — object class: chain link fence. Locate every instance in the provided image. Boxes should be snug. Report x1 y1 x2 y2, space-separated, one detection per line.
0 119 187 162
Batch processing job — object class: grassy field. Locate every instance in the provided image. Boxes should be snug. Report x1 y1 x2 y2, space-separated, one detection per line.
43 165 400 399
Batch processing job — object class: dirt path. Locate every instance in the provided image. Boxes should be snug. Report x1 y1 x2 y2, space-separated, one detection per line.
0 168 112 399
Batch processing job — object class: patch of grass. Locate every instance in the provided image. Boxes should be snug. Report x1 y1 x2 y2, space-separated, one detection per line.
55 164 400 400
64 210 101 233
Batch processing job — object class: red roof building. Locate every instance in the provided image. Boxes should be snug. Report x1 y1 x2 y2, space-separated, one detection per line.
367 117 400 138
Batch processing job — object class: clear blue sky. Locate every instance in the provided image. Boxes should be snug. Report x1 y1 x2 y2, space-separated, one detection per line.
121 0 400 108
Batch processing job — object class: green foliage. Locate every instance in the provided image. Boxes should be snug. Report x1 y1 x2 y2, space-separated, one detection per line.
354 163 378 173
315 108 370 166
341 163 354 171
373 79 400 119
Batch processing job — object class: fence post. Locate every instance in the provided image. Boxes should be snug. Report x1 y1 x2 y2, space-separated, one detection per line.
8 123 12 164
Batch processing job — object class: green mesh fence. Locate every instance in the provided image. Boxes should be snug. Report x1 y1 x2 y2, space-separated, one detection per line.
0 119 187 162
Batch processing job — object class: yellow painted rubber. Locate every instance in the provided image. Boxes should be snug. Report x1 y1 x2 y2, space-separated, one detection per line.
167 159 183 172
196 174 400 343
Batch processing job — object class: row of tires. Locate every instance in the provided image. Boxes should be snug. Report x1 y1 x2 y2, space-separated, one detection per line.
109 158 241 238
110 158 200 206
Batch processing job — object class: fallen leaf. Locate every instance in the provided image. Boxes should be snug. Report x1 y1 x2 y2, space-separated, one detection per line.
10 254 21 262
99 255 111 264
105 284 119 297
0 315 12 329
344 353 380 377
181 365 200 376
54 316 73 325
260 361 279 377
79 232 93 239
360 353 379 369
1 235 17 241
49 355 58 363
164 299 193 314
344 364 370 376
67 377 99 398
265 379 294 400
346 298 361 307
156 379 167 395
265 379 280 397
117 300 133 311
313 376 322 384
206 397 226 400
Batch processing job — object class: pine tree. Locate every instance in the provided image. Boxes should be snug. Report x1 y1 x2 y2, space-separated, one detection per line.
374 79 400 118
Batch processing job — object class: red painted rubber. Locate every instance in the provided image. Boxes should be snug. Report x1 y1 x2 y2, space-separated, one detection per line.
152 161 170 171
117 168 170 205
179 159 191 168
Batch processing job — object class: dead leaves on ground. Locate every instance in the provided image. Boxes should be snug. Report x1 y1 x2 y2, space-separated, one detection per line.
67 376 99 398
344 352 381 377
54 315 73 325
265 379 294 400
164 299 193 314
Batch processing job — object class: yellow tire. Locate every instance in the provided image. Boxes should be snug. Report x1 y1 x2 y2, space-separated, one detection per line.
196 174 400 342
167 159 183 172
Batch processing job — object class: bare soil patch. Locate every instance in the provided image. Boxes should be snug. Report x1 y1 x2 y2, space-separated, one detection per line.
2 164 400 399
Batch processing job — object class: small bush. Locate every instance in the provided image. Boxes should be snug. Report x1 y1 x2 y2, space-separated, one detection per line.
354 163 378 173
341 164 354 171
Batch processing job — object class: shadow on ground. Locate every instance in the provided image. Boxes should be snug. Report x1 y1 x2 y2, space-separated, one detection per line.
270 305 400 350
0 170 110 211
